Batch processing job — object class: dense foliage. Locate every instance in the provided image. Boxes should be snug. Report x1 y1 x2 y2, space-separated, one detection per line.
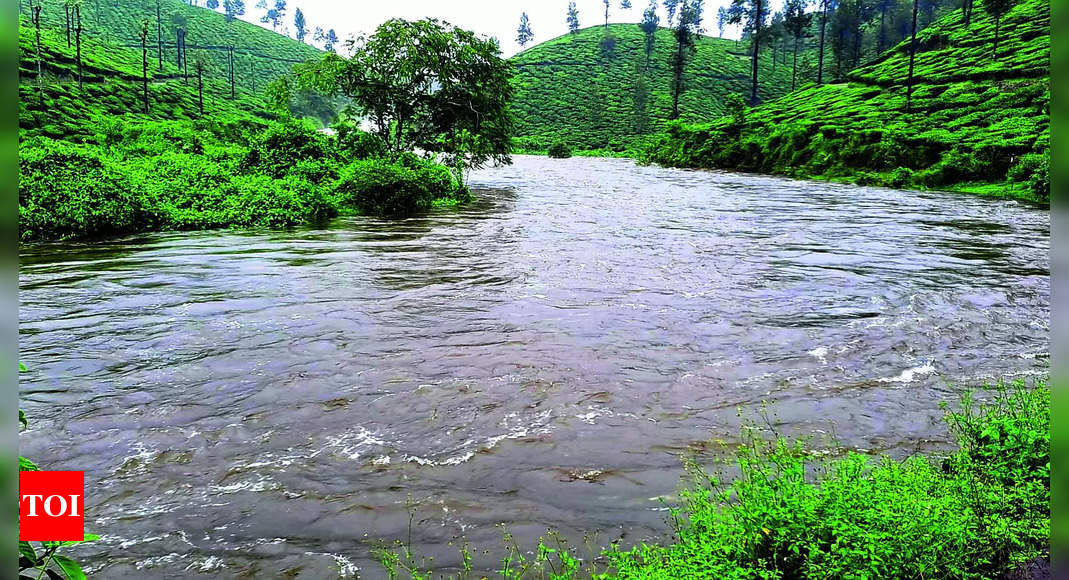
510 24 797 152
293 18 514 182
644 0 1050 201
376 381 1049 579
18 116 465 242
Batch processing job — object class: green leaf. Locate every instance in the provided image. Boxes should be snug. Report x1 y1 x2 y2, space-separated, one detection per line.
19 361 27 372
53 555 87 580
19 456 40 471
19 541 38 565
19 409 28 429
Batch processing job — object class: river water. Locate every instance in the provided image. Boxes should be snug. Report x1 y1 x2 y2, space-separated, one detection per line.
18 156 1049 578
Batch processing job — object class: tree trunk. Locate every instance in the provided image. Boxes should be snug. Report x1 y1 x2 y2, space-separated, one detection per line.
792 37 800 91
197 64 204 115
229 46 235 99
156 1 164 71
993 16 1000 58
671 36 685 119
750 0 762 105
906 0 919 113
33 6 43 88
878 5 887 54
142 36 150 113
817 0 828 84
75 6 82 88
854 0 863 67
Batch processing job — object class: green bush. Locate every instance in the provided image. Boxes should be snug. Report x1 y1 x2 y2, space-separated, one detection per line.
19 140 158 241
548 142 573 159
334 157 457 215
241 119 336 178
334 122 389 161
1008 153 1050 201
603 381 1049 579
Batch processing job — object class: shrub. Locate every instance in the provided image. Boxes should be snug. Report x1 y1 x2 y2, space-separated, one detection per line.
548 142 573 159
19 140 158 241
1008 152 1050 201
334 122 388 161
241 119 336 177
334 157 457 215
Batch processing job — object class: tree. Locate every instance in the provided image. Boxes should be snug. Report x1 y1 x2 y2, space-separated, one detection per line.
768 12 785 73
194 58 206 115
294 7 307 42
223 0 244 22
981 0 1014 58
905 0 919 111
963 0 975 24
665 0 680 25
74 0 83 88
621 0 632 8
729 0 765 104
874 0 894 53
669 0 704 119
783 0 812 90
64 0 72 47
604 0 611 27
296 18 514 183
138 19 151 113
639 0 660 69
517 12 534 47
206 0 218 8
567 2 580 33
817 0 837 83
155 0 164 71
325 28 338 53
31 1 43 86
717 5 728 36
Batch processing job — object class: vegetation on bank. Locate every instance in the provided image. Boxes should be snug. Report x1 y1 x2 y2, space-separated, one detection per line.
377 380 1050 579
642 0 1050 202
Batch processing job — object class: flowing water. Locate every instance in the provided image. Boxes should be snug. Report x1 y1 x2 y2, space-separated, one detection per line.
19 156 1049 578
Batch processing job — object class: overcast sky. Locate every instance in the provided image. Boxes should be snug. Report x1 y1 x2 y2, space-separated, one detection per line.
231 0 788 57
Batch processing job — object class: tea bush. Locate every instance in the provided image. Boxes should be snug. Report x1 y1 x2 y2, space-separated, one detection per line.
548 142 573 159
335 156 459 215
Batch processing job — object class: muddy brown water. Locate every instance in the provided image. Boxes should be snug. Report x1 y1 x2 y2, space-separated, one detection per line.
19 156 1049 578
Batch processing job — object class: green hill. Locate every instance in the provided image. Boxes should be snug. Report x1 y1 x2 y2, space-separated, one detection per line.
644 0 1050 202
21 0 322 94
510 24 798 152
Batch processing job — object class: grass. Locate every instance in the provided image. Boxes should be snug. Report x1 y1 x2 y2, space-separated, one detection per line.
510 24 799 152
642 0 1050 202
374 380 1050 579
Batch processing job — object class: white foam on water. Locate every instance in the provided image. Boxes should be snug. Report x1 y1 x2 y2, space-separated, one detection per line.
877 362 936 383
808 346 829 364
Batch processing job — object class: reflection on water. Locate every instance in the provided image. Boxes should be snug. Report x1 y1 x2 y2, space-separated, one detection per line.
19 156 1049 578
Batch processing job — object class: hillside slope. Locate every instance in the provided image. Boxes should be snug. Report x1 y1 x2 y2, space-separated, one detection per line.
20 0 322 106
644 0 1050 202
511 24 797 151
18 17 279 140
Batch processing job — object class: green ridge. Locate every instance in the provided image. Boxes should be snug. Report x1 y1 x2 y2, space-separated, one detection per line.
644 0 1050 202
510 24 798 152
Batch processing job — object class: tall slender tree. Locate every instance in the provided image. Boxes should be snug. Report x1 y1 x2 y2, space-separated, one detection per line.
156 0 164 71
717 5 728 37
604 0 611 27
981 0 1014 58
784 0 812 91
963 0 974 24
223 0 245 22
138 20 151 113
665 0 680 25
669 0 704 119
75 1 83 88
32 1 43 87
817 0 833 83
294 7 307 42
639 0 660 69
729 0 765 104
905 0 919 112
64 1 72 47
567 2 581 33
517 12 534 47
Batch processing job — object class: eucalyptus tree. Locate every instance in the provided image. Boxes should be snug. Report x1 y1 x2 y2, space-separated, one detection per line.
156 0 164 71
517 12 534 47
639 0 660 70
717 5 728 36
669 0 704 119
665 0 680 25
729 0 766 104
981 0 1014 58
74 0 83 88
295 18 514 183
604 0 611 27
138 19 151 113
783 0 812 90
905 0 919 111
294 7 307 42
222 0 245 22
567 2 580 33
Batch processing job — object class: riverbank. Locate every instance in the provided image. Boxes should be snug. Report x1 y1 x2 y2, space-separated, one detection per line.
379 380 1050 579
18 116 470 242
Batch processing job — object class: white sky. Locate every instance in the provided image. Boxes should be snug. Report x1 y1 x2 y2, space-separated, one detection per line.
231 0 788 57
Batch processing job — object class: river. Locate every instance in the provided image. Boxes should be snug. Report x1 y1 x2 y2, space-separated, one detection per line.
18 156 1050 578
